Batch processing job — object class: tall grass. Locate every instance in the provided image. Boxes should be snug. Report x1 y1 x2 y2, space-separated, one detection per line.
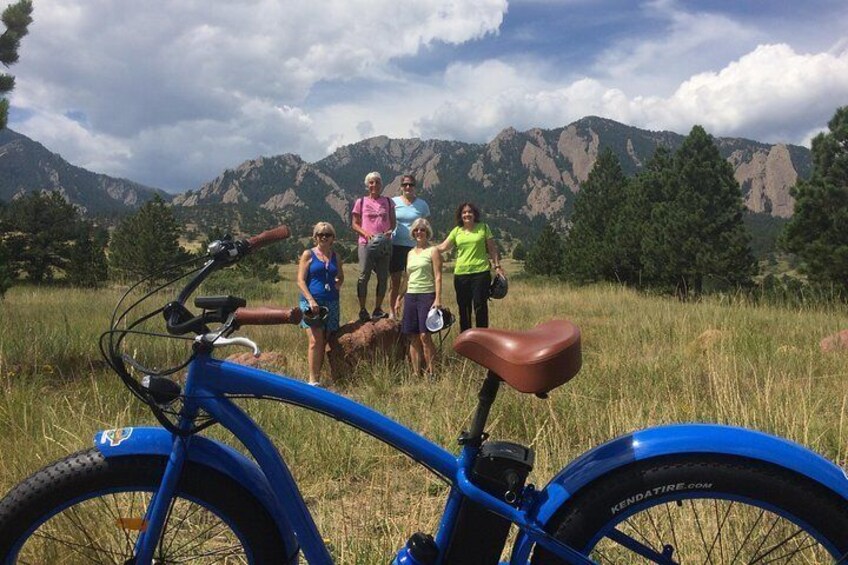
1 266 847 560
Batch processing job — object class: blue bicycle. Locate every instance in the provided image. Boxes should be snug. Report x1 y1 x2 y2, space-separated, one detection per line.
1 225 847 564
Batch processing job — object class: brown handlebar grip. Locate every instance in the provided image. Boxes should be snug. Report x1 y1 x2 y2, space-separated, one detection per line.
233 307 303 326
246 225 291 250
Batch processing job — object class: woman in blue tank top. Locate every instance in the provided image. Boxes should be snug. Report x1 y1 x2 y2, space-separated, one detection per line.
296 222 344 386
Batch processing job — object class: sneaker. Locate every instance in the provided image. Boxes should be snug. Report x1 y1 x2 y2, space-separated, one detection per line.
372 308 388 320
358 308 370 322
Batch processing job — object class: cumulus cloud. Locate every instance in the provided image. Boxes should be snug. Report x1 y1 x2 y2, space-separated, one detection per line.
415 44 848 147
7 0 847 192
592 0 762 94
10 0 507 190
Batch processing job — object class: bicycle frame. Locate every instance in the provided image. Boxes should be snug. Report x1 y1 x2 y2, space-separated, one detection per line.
109 348 848 564
124 351 596 565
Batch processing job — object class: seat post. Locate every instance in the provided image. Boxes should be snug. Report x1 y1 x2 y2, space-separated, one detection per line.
461 371 501 447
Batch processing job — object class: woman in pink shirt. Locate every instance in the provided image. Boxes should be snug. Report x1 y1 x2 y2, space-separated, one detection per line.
351 171 396 322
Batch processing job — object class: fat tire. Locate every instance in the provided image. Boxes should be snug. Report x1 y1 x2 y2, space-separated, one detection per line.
532 454 848 563
0 448 291 563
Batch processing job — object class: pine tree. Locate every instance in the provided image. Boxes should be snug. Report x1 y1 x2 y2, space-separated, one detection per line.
0 199 12 297
525 223 565 277
783 106 848 292
512 242 526 261
2 191 83 283
109 196 189 283
642 126 755 297
616 147 675 287
66 224 108 287
0 238 12 298
0 0 33 129
563 148 631 283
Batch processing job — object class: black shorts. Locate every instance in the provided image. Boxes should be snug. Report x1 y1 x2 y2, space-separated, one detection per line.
390 245 413 274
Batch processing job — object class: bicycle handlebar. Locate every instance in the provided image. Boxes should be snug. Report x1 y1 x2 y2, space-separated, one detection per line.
246 225 291 250
234 307 303 326
166 225 295 334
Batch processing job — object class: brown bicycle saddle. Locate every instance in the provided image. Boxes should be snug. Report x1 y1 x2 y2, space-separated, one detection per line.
453 319 582 395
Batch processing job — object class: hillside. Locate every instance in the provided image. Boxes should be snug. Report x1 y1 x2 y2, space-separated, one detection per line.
0 119 811 245
0 129 165 217
172 117 810 241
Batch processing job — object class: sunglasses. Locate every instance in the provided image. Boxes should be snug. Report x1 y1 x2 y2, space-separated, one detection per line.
315 233 334 238
412 228 428 234
401 182 416 187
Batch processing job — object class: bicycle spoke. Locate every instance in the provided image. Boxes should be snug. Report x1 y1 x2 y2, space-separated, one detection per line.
15 491 249 563
704 498 733 563
110 491 142 556
166 516 240 560
579 497 838 565
31 529 125 563
748 527 807 564
748 512 782 561
729 506 765 562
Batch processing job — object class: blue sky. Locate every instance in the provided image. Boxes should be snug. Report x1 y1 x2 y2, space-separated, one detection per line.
8 0 848 192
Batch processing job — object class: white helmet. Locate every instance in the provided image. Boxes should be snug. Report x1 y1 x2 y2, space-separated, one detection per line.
425 307 455 333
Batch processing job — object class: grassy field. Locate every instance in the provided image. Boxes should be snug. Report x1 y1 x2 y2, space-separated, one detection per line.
1 261 848 561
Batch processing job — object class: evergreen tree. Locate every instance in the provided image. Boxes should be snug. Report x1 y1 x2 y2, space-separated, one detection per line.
563 148 631 283
616 147 675 286
110 196 189 282
783 106 848 292
512 242 526 261
2 191 84 283
0 199 12 297
642 126 755 297
66 224 108 287
525 223 565 277
0 0 33 129
0 237 12 298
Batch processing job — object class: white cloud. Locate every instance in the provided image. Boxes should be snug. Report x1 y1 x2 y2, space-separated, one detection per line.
9 0 507 189
592 1 762 95
651 44 848 141
414 44 848 147
15 111 132 175
6 0 847 192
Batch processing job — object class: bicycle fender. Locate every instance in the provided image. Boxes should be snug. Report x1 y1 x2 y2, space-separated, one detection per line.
531 423 848 526
507 423 848 563
94 427 298 555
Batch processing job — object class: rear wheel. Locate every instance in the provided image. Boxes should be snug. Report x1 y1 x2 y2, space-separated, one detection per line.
532 455 848 563
0 448 292 563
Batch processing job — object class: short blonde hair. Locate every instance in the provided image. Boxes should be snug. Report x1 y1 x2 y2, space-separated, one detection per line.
364 171 382 185
410 218 432 239
312 221 336 238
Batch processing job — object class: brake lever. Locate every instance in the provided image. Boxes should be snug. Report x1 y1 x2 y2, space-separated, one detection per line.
214 336 260 356
196 333 261 356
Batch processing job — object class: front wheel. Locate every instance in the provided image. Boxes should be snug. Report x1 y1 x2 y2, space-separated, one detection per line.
0 448 292 563
533 454 848 563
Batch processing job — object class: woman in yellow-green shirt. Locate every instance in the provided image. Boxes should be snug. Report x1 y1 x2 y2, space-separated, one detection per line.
437 202 504 332
400 218 442 375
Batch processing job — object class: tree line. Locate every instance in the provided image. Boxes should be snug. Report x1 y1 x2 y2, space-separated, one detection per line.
523 108 848 300
0 194 304 298
2 107 845 301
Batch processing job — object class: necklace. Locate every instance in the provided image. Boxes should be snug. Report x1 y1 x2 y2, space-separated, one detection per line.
314 247 334 293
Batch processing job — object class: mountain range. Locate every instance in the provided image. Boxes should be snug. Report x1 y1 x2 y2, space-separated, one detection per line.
0 117 812 242
0 129 165 217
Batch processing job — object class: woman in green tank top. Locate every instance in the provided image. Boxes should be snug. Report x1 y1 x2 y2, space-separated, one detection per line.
399 218 442 376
